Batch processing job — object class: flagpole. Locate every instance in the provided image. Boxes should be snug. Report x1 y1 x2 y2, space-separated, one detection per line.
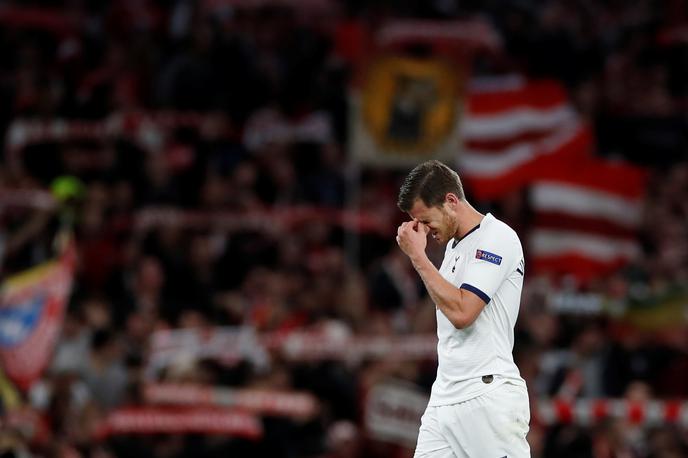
345 148 362 269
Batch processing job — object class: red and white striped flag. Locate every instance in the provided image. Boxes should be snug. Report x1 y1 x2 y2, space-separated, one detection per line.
460 76 592 200
528 158 648 281
459 75 649 280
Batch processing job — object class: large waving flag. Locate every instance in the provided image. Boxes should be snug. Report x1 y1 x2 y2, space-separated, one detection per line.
0 238 75 390
463 77 575 143
459 75 649 281
460 77 593 200
528 159 648 282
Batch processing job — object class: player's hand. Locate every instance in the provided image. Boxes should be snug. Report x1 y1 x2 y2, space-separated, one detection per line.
396 220 430 260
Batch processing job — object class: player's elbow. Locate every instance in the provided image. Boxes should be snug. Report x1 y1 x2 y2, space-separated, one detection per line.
447 310 475 329
449 316 470 329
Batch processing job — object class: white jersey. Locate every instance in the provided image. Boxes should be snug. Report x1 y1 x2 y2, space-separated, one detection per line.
429 212 526 407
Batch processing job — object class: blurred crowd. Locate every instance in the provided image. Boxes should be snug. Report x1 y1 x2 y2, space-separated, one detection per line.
1 0 688 457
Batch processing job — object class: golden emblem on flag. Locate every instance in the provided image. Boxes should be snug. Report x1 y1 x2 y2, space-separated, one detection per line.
359 56 462 157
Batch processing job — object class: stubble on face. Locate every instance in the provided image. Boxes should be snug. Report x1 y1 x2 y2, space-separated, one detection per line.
437 206 459 244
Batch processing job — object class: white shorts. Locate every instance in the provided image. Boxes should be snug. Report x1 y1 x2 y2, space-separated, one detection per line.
414 382 530 458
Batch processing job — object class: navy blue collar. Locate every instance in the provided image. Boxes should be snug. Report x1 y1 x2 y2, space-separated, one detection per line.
452 223 481 249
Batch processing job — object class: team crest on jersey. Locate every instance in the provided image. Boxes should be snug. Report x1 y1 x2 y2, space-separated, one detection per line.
475 249 502 265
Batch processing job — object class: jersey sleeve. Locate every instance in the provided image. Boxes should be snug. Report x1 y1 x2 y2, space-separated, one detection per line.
460 228 521 305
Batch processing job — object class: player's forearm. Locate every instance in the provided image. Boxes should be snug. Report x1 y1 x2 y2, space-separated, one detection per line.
410 254 468 328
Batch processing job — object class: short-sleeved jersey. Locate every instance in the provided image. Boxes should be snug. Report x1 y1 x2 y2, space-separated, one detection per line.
429 213 526 407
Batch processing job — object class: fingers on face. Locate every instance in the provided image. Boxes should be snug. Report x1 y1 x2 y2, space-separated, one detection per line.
397 220 420 240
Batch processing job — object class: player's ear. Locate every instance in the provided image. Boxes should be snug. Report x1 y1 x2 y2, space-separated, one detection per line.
445 192 460 207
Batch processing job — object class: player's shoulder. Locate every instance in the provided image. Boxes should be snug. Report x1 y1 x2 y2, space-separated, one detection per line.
480 214 522 250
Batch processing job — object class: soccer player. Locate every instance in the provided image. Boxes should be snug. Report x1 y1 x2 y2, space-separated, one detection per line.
396 160 530 458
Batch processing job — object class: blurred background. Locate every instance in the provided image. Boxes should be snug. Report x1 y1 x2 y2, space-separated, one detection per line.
0 0 687 457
